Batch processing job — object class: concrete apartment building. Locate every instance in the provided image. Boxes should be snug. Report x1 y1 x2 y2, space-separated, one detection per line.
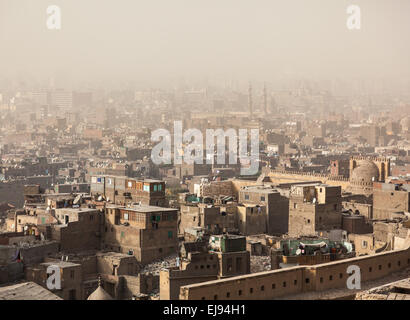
103 204 178 264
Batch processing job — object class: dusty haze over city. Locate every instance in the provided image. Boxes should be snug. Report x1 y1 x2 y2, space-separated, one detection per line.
0 0 410 90
0 0 409 305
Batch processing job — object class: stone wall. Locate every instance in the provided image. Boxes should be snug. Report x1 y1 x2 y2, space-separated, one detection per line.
179 246 410 300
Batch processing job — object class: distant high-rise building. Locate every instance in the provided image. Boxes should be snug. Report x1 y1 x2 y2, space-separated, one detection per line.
248 83 253 118
49 90 73 109
270 94 277 114
263 83 268 116
29 91 48 106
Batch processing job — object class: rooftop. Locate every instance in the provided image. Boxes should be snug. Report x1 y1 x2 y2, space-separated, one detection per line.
0 282 62 300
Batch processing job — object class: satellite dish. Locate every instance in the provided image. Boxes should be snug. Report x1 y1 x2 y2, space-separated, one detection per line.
73 194 82 205
296 249 302 255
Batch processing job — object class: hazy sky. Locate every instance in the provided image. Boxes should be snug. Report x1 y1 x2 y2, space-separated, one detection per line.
0 0 409 86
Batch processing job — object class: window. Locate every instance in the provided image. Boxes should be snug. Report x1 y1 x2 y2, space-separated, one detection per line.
398 261 401 267
226 292 230 298
261 196 265 201
294 280 297 286
305 278 310 284
214 295 218 300
227 258 233 272
123 213 129 220
158 184 162 191
369 267 372 272
168 231 173 239
339 273 343 279
320 277 323 283
261 285 265 291
245 194 249 200
272 284 276 289
127 181 132 188
307 219 311 224
70 270 75 279
362 241 368 248
294 203 297 209
143 185 150 192
329 275 333 281
236 257 242 272
154 185 158 192
378 265 382 270
283 281 286 288
250 288 253 294
238 290 242 296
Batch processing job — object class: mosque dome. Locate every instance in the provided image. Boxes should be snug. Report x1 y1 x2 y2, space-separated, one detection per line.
350 160 379 185
87 281 113 300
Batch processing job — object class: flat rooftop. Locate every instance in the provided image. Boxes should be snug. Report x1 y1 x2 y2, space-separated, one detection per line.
106 204 177 213
41 261 81 268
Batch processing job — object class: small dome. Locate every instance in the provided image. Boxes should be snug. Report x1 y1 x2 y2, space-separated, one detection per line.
87 285 113 300
350 160 379 185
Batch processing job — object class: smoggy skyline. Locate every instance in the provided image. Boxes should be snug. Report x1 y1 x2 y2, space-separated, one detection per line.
1 0 410 88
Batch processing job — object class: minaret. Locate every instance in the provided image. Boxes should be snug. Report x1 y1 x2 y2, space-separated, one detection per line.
263 82 268 116
248 82 253 118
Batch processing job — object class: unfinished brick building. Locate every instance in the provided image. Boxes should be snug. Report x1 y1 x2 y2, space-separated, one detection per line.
288 184 342 237
373 182 410 220
103 204 178 264
179 203 236 235
160 235 250 300
90 175 166 207
239 185 289 235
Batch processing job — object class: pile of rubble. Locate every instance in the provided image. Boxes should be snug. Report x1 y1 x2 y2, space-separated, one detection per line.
139 253 179 276
250 255 271 273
